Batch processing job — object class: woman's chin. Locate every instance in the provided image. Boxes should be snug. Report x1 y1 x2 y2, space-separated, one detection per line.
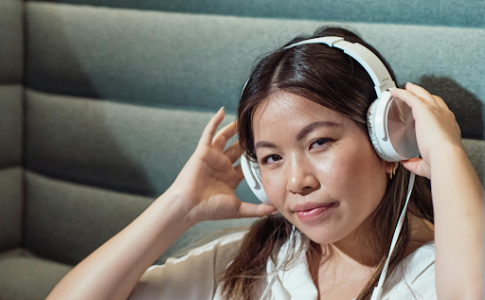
297 227 342 246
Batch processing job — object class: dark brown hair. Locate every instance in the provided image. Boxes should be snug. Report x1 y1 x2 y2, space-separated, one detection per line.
220 26 434 300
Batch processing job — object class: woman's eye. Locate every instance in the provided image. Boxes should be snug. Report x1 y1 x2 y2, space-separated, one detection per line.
310 138 330 149
261 154 282 165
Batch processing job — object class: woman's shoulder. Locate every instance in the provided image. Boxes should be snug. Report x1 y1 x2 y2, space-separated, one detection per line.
181 230 247 261
165 230 248 269
193 230 248 255
128 231 248 300
151 230 248 274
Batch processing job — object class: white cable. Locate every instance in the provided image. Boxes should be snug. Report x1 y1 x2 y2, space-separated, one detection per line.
370 171 416 300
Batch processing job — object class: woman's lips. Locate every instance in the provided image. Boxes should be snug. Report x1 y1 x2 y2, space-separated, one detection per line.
294 202 335 223
292 201 334 213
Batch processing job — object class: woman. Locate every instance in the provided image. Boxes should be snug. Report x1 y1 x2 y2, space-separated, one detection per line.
47 27 483 300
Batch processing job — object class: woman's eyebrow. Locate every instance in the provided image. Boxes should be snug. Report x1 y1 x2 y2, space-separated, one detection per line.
255 121 340 150
295 121 340 141
255 141 277 150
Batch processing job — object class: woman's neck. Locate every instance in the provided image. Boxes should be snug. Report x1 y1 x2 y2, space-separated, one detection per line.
321 213 434 267
306 214 434 298
306 213 435 287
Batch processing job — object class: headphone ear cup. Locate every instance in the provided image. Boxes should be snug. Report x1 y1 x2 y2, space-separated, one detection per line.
367 98 395 162
240 154 271 204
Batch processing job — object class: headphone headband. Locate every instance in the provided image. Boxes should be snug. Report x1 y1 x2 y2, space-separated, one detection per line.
284 37 396 96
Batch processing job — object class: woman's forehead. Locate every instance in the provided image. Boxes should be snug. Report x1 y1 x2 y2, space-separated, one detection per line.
252 92 348 129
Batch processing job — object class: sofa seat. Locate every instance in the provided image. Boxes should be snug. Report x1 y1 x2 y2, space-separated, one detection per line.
0 248 72 300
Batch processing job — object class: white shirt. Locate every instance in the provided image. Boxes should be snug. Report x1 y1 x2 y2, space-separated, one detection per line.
129 231 436 300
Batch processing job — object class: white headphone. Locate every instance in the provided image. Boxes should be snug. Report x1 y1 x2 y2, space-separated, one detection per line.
241 36 419 205
239 36 420 300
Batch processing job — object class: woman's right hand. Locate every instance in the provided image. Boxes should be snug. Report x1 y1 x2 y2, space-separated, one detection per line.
165 107 277 224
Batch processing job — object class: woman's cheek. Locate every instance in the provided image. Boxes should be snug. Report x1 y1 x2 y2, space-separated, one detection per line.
262 171 286 208
313 153 350 194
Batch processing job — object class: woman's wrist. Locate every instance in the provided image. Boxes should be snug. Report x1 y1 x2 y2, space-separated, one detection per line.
428 140 483 207
156 188 203 228
429 142 466 173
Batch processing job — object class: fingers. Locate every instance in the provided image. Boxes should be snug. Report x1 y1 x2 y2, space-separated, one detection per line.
407 83 450 110
199 107 239 152
224 140 244 164
404 82 438 105
400 158 421 174
432 95 450 110
236 202 277 218
391 83 453 120
389 87 424 109
400 158 431 179
233 164 244 180
391 82 450 111
227 164 244 189
198 107 225 148
213 121 238 151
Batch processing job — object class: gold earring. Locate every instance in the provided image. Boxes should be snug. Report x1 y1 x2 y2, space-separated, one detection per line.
388 162 398 179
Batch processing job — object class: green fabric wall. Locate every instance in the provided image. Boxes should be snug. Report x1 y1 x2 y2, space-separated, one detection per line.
0 0 24 252
29 0 485 28
25 3 485 131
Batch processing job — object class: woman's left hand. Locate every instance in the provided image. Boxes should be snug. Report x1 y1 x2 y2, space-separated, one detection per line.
390 83 462 179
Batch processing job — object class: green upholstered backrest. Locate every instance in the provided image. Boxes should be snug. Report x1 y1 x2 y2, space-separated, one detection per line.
0 0 23 253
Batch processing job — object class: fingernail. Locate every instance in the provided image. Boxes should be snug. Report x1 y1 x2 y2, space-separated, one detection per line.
271 210 280 215
220 106 225 112
407 82 413 86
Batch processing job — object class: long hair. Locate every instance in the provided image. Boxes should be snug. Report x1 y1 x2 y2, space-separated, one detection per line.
220 26 434 300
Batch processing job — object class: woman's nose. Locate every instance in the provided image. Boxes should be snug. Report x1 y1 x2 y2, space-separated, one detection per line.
286 159 320 196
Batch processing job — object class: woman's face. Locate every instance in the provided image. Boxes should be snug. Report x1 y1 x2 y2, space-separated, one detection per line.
252 92 389 245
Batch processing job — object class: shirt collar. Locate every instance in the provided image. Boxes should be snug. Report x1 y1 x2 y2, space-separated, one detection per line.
265 229 318 300
264 230 435 300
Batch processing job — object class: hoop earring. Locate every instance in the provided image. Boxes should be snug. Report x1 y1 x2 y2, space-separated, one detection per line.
388 162 398 179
